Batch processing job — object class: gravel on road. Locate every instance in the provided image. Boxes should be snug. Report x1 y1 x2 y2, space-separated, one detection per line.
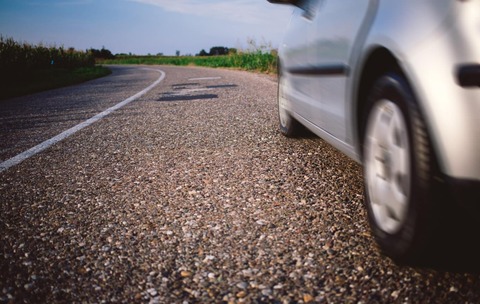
1 66 480 303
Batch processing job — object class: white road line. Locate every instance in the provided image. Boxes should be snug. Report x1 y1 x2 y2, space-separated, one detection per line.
188 77 221 81
0 68 166 173
168 88 213 95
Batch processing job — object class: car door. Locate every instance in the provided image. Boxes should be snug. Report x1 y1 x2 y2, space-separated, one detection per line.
308 0 373 143
279 0 320 122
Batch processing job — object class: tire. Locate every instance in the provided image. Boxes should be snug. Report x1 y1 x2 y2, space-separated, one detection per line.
362 72 440 263
278 70 302 137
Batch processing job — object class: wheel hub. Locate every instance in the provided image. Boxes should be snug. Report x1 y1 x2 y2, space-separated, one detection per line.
365 99 411 234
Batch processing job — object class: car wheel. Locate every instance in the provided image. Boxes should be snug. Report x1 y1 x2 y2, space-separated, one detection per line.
278 70 302 137
363 73 440 263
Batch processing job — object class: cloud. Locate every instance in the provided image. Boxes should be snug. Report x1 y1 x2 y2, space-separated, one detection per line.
130 0 290 24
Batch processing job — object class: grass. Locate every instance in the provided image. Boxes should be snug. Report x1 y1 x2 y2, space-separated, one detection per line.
0 66 112 101
99 52 278 74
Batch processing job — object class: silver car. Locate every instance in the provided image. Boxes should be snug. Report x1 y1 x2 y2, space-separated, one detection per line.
269 0 480 262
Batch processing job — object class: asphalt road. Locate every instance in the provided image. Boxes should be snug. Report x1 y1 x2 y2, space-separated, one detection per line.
1 65 480 303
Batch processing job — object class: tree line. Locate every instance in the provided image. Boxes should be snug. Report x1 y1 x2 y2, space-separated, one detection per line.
196 46 237 57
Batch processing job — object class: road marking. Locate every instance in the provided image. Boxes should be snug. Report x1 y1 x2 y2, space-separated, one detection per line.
188 77 221 81
0 68 166 173
170 88 213 94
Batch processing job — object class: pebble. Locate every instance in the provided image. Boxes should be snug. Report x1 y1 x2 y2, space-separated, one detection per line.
303 294 314 303
180 271 192 278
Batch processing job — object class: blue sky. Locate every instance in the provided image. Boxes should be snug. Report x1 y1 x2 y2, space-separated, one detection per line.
0 0 293 56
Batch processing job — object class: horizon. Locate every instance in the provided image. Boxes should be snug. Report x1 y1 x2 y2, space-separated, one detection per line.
0 0 294 56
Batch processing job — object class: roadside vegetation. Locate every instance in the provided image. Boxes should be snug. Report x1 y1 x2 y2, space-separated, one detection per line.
99 43 278 74
0 37 278 100
0 36 111 100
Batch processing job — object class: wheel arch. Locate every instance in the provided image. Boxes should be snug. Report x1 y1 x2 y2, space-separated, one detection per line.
355 47 404 159
354 45 444 185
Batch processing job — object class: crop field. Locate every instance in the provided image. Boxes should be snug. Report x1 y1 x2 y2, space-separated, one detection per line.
0 37 109 100
0 37 95 74
99 52 278 74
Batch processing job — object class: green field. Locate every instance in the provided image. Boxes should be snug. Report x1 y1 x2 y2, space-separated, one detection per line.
0 36 112 100
99 52 278 74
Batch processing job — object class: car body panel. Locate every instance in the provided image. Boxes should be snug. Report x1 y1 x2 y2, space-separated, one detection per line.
278 0 480 181
309 0 372 143
361 0 480 180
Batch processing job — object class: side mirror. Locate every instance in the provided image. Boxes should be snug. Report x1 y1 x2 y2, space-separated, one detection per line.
268 0 313 18
267 0 303 7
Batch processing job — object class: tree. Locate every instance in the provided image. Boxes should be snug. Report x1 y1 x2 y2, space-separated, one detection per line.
197 49 208 56
175 50 180 56
89 47 115 60
209 46 229 56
